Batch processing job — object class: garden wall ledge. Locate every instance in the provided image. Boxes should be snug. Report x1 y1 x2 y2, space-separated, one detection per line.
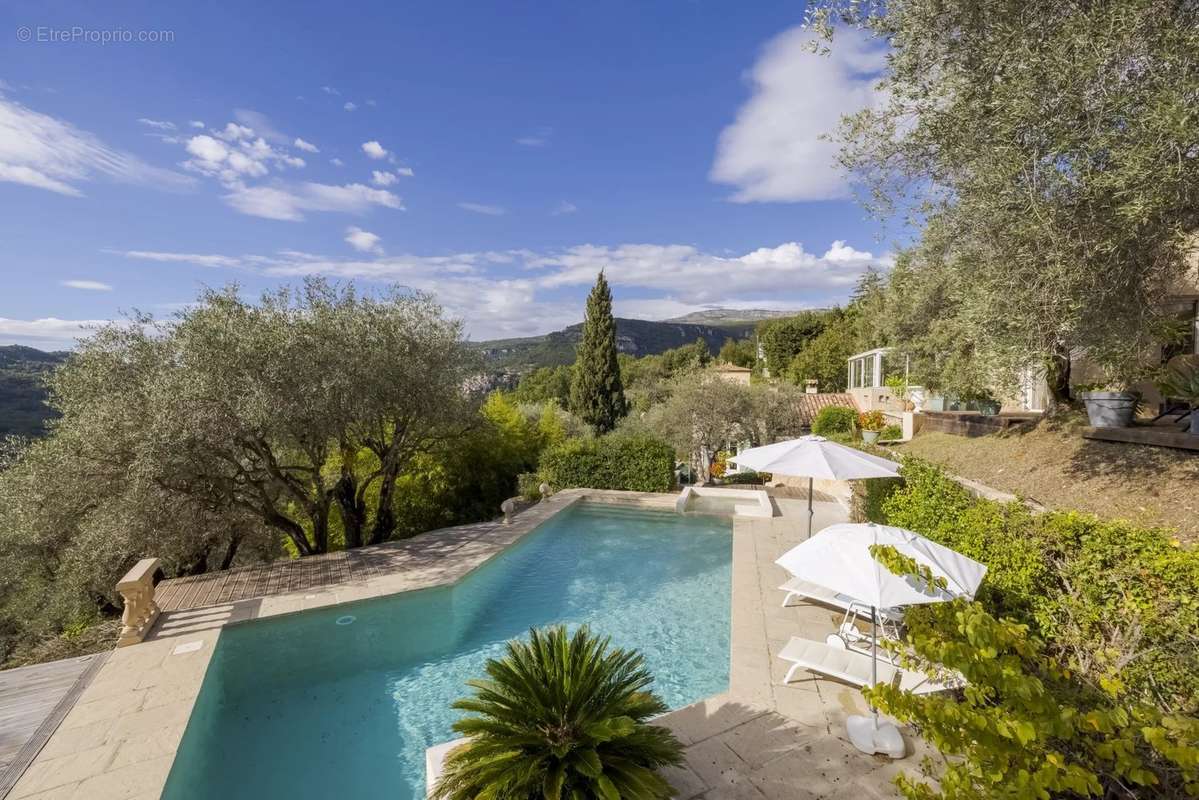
7 488 675 800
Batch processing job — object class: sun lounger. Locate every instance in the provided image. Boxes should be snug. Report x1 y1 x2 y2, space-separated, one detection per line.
778 577 904 621
777 636 951 695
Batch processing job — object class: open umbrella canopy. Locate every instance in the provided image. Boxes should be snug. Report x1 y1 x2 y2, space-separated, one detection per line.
731 435 901 538
775 522 987 608
730 435 900 480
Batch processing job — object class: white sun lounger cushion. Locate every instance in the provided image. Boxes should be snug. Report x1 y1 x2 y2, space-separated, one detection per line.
777 636 949 695
778 577 904 623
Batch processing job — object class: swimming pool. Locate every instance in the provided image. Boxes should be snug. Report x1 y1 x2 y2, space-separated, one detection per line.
161 502 732 799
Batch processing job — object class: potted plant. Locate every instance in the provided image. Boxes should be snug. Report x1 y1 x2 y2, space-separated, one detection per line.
975 394 1001 417
1158 354 1199 435
884 374 916 411
1075 347 1152 428
957 390 1000 416
1076 383 1140 428
858 410 886 444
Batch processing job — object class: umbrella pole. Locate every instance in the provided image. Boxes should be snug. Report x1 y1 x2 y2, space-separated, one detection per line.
807 477 814 539
871 605 879 729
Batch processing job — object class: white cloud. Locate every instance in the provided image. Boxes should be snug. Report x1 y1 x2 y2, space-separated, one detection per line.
233 109 287 144
180 127 307 184
137 118 176 131
551 201 577 215
395 166 414 177
108 249 243 268
215 122 255 142
223 181 403 221
344 226 383 254
516 126 553 147
293 137 319 153
344 102 357 112
530 240 890 303
108 238 888 339
710 26 886 202
458 202 505 216
188 120 205 129
60 279 113 291
321 86 341 96
0 317 111 350
0 97 192 197
371 170 397 186
330 157 344 167
185 134 228 163
361 140 388 160
366 99 377 107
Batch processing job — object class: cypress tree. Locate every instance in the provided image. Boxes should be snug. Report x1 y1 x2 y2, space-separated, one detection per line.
570 271 626 433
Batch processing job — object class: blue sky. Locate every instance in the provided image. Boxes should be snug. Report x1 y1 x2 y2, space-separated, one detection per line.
0 0 897 350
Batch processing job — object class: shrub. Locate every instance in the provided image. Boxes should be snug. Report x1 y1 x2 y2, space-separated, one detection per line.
432 626 684 800
539 433 676 493
876 457 1199 712
861 465 1199 799
721 469 772 485
869 600 1199 800
516 472 542 502
857 410 886 432
811 405 858 436
709 450 730 479
880 423 903 440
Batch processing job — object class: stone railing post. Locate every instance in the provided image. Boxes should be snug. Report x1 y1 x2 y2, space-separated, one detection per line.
501 498 517 524
116 557 162 647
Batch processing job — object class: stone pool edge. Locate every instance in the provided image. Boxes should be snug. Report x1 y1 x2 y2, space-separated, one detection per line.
6 489 680 800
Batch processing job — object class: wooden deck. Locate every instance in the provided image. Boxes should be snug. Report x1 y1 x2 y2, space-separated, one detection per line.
0 653 107 797
1083 424 1199 451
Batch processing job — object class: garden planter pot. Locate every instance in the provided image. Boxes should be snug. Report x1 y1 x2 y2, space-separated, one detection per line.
1079 391 1137 428
976 400 1001 416
861 430 880 445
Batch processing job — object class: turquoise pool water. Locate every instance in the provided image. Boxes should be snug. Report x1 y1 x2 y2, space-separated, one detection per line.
161 503 731 799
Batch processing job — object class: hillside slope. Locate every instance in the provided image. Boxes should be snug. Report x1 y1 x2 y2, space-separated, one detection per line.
894 415 1198 543
475 317 756 370
0 345 67 438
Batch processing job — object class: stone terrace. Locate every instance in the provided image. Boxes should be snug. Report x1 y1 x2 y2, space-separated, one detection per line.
656 497 932 799
6 490 928 800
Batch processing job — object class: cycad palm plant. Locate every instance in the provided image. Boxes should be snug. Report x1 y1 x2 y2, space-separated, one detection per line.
431 625 684 800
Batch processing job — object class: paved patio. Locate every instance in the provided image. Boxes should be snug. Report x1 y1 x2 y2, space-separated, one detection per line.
5 489 930 800
656 497 930 799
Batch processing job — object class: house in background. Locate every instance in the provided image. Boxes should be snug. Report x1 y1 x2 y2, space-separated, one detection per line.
711 363 753 386
848 255 1199 415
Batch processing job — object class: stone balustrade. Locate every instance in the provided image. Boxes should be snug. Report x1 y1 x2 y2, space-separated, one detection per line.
116 557 162 647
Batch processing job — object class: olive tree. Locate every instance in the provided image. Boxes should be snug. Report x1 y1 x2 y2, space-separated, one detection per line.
811 0 1199 405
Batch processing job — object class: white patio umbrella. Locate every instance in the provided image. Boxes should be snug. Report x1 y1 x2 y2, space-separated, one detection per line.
730 435 900 538
775 522 987 756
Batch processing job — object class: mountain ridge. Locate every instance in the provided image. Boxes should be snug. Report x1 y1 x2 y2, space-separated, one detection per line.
474 316 764 371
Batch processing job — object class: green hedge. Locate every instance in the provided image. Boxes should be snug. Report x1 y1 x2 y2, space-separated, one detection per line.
539 434 676 493
871 457 1199 712
811 405 857 436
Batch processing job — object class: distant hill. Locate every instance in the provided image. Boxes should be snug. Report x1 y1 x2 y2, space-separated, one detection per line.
0 345 68 438
475 317 758 371
663 308 801 325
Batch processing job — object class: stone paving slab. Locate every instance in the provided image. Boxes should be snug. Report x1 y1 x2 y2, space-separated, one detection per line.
11 488 935 800
654 497 931 800
7 489 632 800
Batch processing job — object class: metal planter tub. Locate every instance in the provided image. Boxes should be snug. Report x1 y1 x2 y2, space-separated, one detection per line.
1078 391 1138 428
